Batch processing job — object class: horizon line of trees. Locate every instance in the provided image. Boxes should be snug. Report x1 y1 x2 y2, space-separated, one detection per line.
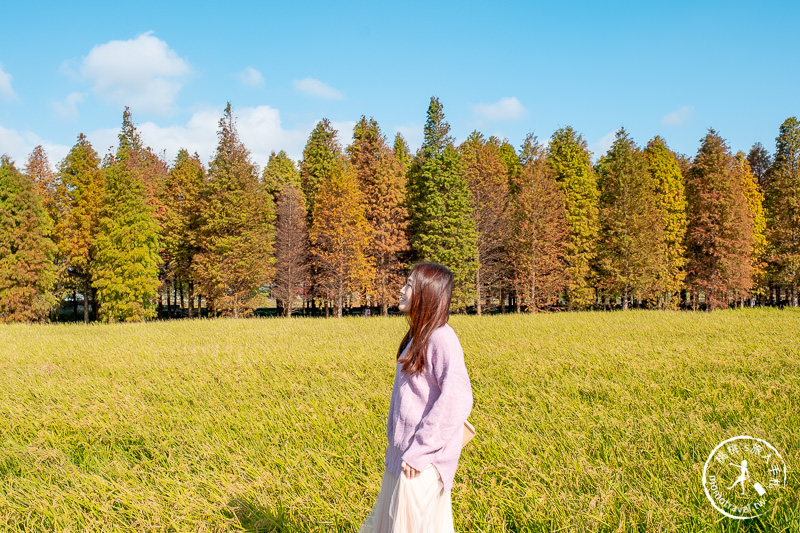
2 97 799 323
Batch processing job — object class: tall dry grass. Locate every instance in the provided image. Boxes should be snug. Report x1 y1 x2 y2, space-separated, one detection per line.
0 308 797 531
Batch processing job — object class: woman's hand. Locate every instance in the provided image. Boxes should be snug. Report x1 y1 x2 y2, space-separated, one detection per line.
401 460 420 478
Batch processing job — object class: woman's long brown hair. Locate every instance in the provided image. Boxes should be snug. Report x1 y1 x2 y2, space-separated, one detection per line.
396 262 453 375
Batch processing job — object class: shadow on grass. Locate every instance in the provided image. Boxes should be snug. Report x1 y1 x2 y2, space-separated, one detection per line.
225 496 312 532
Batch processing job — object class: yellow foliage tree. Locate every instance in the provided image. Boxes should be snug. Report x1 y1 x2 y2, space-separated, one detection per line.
309 159 373 317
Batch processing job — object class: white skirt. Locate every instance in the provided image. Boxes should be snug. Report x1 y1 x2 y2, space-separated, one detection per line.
358 464 455 533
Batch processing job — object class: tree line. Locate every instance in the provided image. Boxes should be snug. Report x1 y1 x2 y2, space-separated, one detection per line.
1 98 799 323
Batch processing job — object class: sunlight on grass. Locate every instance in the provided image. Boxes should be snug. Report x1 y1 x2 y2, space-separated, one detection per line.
0 309 798 531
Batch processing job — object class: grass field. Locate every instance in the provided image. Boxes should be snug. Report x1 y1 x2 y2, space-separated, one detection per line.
0 308 798 532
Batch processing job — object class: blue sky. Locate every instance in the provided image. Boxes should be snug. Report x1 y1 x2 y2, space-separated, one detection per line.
1 0 798 171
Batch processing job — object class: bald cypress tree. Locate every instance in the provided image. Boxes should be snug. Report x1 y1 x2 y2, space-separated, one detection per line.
595 129 662 309
347 117 409 315
0 156 58 322
162 150 206 317
547 126 599 309
764 117 800 306
748 142 772 190
300 119 340 226
55 134 104 322
92 160 161 322
644 136 687 309
274 183 310 317
24 146 58 225
262 150 301 204
459 132 510 314
506 134 568 311
195 103 275 317
407 97 477 311
114 108 171 315
736 152 767 305
393 133 412 171
686 130 754 310
309 159 372 318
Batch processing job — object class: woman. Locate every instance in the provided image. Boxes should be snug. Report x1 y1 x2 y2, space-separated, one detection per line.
359 262 473 532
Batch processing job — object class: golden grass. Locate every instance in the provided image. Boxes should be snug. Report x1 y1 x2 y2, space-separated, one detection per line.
0 308 798 531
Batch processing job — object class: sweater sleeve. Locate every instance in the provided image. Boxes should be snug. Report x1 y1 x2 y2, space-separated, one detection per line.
401 327 473 472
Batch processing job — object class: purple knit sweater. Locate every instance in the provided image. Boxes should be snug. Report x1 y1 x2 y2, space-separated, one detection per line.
384 323 473 492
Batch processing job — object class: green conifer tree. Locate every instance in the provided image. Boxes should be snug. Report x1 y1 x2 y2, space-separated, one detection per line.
644 136 688 309
764 117 800 306
195 103 275 317
393 133 412 171
0 156 58 322
92 160 161 322
262 150 301 204
114 108 171 315
547 126 600 309
595 129 663 309
499 140 522 187
407 97 477 311
300 119 340 226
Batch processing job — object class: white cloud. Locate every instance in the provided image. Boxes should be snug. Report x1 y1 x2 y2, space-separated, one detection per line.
239 67 265 88
80 32 191 115
394 124 423 154
661 106 694 126
0 125 69 170
473 97 527 122
293 78 344 100
2 105 353 176
0 63 15 100
134 105 316 167
590 130 617 160
51 92 87 120
331 120 356 148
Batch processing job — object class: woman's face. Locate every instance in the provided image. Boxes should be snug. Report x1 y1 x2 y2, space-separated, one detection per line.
398 274 414 313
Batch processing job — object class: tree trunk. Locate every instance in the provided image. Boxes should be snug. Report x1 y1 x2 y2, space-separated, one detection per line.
179 281 185 317
92 286 99 321
188 281 195 318
166 279 172 319
173 277 179 317
475 268 482 316
73 288 78 321
83 277 90 323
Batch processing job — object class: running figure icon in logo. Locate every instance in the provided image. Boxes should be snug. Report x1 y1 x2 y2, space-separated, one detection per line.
727 459 751 496
702 436 787 519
